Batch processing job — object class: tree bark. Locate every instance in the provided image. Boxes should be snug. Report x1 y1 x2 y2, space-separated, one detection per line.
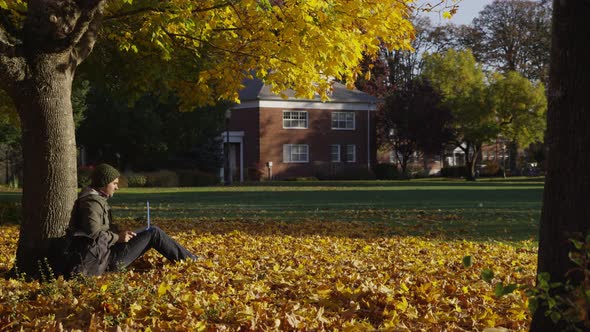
463 143 480 181
13 53 78 277
509 140 519 176
531 1 590 330
0 0 104 278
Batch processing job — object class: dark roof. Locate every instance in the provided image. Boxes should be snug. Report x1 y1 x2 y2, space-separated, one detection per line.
239 78 378 104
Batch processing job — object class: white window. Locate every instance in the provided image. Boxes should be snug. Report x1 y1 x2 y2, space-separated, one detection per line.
331 112 355 130
331 144 341 162
283 111 308 129
345 144 356 162
283 144 309 163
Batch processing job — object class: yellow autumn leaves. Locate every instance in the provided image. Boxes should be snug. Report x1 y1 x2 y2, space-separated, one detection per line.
96 0 416 109
0 220 536 331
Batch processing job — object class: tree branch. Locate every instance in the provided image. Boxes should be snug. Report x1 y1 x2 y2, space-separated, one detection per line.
0 9 20 57
499 115 514 127
453 140 467 154
103 2 234 22
71 9 101 66
161 27 296 66
0 25 16 57
0 48 26 96
192 1 235 13
0 16 25 94
67 0 106 49
103 6 167 22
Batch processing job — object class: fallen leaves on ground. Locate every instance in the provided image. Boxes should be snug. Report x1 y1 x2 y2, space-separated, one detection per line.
0 220 536 331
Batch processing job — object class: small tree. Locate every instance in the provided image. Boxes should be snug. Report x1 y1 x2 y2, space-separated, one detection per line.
489 71 547 174
381 80 453 175
422 49 496 180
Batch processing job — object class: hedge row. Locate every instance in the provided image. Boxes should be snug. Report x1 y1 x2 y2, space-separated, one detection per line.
78 169 219 188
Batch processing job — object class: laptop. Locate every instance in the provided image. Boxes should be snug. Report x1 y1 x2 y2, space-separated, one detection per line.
134 201 151 233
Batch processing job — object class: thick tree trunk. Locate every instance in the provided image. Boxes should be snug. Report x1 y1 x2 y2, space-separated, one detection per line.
0 0 103 278
531 1 590 330
13 53 78 277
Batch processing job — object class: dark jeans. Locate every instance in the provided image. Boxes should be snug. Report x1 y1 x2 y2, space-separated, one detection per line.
108 226 197 271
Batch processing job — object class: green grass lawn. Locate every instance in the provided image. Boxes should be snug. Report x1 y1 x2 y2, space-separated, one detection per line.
0 177 544 242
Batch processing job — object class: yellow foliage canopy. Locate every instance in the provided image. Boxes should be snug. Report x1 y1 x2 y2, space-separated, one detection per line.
99 0 416 108
0 0 464 110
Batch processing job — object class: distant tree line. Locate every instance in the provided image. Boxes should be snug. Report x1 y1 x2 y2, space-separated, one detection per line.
357 0 551 180
72 35 227 173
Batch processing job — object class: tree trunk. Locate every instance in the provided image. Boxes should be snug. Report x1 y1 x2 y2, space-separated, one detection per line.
0 0 102 278
400 156 409 177
509 140 519 176
465 159 476 181
531 1 590 330
464 143 479 181
12 53 78 277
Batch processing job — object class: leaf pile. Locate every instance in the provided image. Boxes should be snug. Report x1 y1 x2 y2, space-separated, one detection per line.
0 220 536 331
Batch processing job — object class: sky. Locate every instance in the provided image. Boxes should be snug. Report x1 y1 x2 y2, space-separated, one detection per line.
419 0 495 26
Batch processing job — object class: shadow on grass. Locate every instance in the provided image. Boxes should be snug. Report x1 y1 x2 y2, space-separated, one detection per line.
109 187 543 206
117 210 539 244
0 182 543 243
111 188 542 243
236 178 545 187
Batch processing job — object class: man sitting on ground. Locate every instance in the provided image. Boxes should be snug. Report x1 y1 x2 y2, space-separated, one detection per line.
66 164 197 276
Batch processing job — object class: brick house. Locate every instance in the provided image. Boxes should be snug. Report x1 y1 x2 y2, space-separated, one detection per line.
221 78 378 182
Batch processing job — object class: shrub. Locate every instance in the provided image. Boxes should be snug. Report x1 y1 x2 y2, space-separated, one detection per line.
145 170 179 187
127 173 148 187
372 164 414 180
285 176 319 181
441 166 467 178
77 166 93 188
248 166 265 181
177 170 219 187
0 202 21 224
526 233 590 330
480 161 503 177
373 163 400 180
332 166 376 180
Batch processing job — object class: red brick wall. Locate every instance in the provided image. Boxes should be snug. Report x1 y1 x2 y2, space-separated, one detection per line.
257 107 376 179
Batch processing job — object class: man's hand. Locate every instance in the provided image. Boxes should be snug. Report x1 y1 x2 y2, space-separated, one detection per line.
117 230 137 243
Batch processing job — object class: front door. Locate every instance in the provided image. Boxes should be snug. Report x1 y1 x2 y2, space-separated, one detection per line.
229 143 239 181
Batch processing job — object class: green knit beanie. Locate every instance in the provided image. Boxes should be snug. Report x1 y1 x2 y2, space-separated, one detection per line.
91 164 120 188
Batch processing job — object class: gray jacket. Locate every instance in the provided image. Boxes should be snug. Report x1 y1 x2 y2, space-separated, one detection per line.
65 187 120 276
75 187 119 246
